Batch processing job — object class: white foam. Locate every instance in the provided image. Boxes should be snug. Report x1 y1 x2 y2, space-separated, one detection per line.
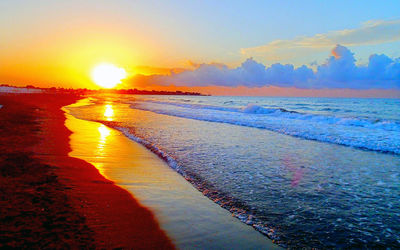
130 101 400 154
139 101 400 132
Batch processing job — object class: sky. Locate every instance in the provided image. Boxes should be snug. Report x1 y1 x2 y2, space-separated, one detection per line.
0 0 399 96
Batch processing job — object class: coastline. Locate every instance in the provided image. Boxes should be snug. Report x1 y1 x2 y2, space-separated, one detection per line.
0 93 173 249
65 98 280 249
66 94 400 248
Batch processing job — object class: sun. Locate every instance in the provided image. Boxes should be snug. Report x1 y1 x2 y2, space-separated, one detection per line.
91 63 127 88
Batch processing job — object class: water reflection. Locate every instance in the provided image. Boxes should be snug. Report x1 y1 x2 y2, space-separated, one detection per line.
283 155 305 187
98 124 110 144
97 104 113 157
95 124 111 177
104 104 114 121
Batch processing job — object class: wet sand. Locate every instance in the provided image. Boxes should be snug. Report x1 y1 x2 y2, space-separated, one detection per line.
0 93 173 249
65 100 280 249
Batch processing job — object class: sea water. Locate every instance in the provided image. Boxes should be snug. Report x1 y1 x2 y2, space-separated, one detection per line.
67 95 400 248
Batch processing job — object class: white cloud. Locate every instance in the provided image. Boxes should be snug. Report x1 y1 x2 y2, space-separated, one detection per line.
241 19 400 61
132 45 400 89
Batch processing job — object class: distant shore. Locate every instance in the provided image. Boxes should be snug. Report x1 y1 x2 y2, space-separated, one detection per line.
0 93 173 248
0 84 208 96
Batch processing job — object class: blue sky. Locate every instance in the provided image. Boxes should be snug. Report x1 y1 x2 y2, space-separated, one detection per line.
1 0 399 91
2 0 399 67
117 0 400 65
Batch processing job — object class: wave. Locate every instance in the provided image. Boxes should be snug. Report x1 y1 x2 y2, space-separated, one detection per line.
68 98 400 248
133 100 400 133
104 125 283 244
130 101 400 154
241 104 297 114
138 100 400 132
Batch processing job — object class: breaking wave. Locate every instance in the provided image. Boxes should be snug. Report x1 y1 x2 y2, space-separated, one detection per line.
130 101 400 154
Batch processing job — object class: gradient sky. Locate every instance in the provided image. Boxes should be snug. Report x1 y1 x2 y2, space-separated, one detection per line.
1 0 399 96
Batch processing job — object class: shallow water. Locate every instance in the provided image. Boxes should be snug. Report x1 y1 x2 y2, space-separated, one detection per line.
64 104 277 249
67 95 400 248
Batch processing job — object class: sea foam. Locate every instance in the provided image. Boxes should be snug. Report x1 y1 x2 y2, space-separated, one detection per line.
130 100 400 154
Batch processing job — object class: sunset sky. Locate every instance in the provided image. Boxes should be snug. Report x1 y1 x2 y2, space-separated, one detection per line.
1 0 399 96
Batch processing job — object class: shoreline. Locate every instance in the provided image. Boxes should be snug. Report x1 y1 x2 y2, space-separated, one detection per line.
65 95 400 249
65 98 280 249
0 93 173 249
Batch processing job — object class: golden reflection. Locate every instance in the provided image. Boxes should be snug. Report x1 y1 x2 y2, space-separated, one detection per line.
92 162 107 178
65 111 113 178
104 104 114 121
98 124 110 148
94 124 115 178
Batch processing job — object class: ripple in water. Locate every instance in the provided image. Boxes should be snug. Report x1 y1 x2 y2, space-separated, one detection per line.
67 95 400 248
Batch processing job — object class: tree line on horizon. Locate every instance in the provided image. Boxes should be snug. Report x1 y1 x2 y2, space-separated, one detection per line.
0 84 206 96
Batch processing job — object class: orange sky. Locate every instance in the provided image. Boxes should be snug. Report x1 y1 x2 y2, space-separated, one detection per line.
131 84 400 98
0 22 163 89
1 1 399 97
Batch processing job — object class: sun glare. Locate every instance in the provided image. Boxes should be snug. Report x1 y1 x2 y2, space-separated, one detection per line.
91 63 127 88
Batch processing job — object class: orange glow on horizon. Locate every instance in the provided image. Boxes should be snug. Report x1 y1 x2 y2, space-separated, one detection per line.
134 84 400 98
0 16 170 89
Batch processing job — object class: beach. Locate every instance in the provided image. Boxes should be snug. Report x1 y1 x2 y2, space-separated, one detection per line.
67 94 400 248
2 92 399 248
64 99 278 249
0 93 173 249
0 92 277 249
3 1 400 248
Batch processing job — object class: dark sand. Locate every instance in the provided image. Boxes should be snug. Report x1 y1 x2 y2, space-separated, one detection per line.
0 93 173 249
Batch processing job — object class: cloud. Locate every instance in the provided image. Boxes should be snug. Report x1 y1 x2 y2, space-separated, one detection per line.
241 19 400 60
314 45 400 88
128 45 400 89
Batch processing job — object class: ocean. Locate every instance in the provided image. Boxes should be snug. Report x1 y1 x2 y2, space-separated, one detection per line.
67 95 400 248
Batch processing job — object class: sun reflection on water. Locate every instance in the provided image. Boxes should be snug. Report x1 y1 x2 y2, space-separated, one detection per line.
97 124 110 153
104 104 114 121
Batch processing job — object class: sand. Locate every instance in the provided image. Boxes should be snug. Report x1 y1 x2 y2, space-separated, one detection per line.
0 93 173 249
